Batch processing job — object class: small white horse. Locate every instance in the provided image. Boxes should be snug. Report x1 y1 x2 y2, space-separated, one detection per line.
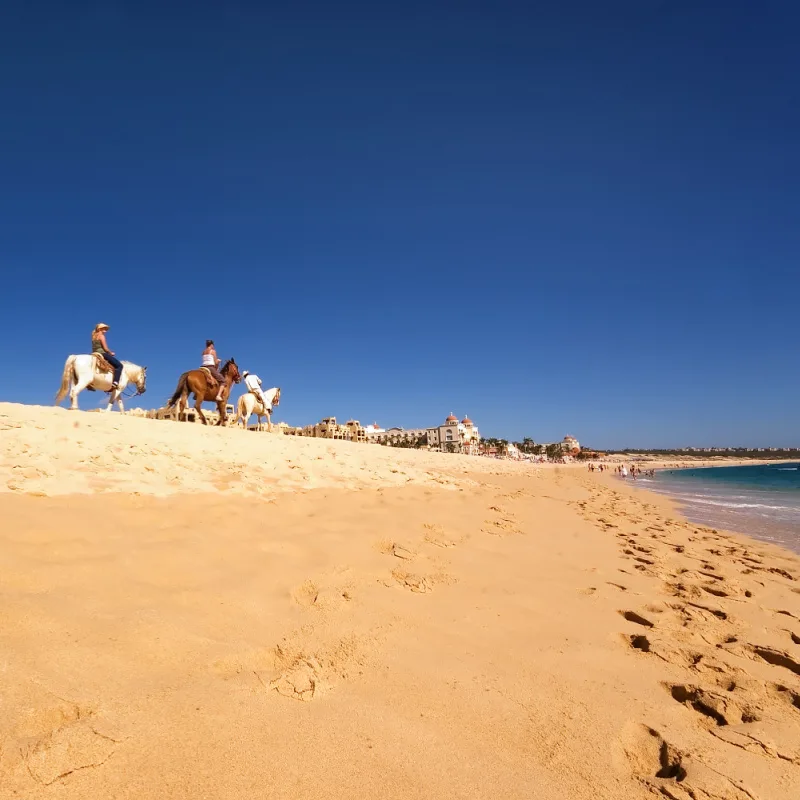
54 355 148 412
236 387 281 431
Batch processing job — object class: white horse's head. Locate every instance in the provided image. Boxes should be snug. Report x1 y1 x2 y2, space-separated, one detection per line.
125 363 148 395
273 387 281 406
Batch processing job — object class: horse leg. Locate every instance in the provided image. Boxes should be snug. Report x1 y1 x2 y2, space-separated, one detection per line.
216 399 226 426
105 385 122 412
195 394 208 425
70 376 92 410
266 410 272 433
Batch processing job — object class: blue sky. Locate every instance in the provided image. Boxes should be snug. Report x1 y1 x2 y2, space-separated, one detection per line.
1 1 798 448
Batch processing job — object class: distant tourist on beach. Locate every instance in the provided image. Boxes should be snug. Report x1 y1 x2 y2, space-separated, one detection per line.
91 323 123 391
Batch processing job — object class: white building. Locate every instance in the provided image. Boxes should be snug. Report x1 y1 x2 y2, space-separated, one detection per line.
562 435 580 453
363 422 385 438
426 414 481 454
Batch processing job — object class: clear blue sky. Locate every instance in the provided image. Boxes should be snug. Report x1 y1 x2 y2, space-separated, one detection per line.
1 1 798 448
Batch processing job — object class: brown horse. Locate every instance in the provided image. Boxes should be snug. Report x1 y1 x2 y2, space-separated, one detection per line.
166 358 242 425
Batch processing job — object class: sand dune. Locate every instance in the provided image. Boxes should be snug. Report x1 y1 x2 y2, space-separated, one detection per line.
0 402 798 799
0 403 528 497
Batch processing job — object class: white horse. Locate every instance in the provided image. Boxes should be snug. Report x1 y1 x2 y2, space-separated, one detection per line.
54 355 148 412
236 387 281 432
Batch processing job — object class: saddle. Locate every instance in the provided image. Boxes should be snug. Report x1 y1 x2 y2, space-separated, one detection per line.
199 367 218 390
86 353 114 392
92 353 114 374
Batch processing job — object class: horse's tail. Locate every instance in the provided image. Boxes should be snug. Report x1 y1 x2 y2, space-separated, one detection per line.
167 372 189 408
235 394 247 427
54 355 77 405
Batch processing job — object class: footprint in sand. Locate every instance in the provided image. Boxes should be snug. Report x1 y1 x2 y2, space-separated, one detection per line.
747 644 800 677
622 632 733 675
391 568 431 594
390 543 415 560
270 657 328 702
620 723 757 800
261 630 373 701
292 580 320 607
768 567 796 582
482 517 521 536
291 578 354 611
666 683 752 727
422 522 457 548
712 720 800 766
773 684 800 711
619 610 655 628
376 539 417 560
11 702 125 787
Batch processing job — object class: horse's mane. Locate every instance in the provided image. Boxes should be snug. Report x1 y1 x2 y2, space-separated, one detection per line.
220 359 235 374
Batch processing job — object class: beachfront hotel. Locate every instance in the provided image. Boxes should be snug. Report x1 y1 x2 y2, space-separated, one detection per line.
562 435 580 452
426 414 481 454
299 417 369 442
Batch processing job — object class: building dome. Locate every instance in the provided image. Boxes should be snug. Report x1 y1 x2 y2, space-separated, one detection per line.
445 413 458 423
461 416 473 425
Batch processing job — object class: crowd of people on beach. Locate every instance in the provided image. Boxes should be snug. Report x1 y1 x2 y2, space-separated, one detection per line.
587 463 657 481
617 465 656 480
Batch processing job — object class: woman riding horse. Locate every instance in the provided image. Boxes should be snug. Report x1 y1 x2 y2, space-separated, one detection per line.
166 358 242 426
201 339 225 402
91 323 123 391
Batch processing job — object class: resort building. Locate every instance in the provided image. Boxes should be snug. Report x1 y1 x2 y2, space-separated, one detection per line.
276 422 304 436
426 414 481 454
363 423 385 439
300 417 368 442
562 435 580 453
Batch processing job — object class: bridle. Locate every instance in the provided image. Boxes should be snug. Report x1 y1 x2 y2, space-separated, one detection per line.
121 365 147 398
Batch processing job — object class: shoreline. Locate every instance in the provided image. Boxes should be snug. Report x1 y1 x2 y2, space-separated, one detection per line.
610 463 800 557
595 468 800 559
593 458 799 470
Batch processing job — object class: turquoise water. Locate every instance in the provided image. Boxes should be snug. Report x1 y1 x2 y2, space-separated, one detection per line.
637 463 800 553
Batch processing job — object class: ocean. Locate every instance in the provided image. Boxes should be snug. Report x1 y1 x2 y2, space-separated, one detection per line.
636 462 800 554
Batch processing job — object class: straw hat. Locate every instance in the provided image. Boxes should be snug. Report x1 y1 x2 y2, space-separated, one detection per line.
94 322 110 332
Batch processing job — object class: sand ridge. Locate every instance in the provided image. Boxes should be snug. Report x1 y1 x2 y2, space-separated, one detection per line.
0 402 531 497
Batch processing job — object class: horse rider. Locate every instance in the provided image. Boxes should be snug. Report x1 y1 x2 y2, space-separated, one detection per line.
243 370 269 410
201 339 225 402
91 323 123 391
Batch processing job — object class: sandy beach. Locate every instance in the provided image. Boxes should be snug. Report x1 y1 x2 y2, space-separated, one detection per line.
1 403 798 799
